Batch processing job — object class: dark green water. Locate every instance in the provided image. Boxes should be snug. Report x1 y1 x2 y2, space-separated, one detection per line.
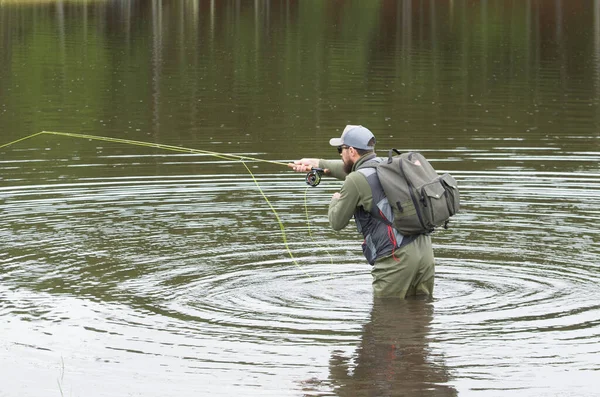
1 1 599 396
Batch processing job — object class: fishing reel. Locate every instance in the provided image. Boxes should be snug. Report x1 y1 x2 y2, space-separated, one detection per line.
305 168 325 187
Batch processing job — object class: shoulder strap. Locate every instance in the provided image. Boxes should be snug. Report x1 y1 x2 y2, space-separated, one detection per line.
356 157 394 228
356 156 383 171
387 148 402 164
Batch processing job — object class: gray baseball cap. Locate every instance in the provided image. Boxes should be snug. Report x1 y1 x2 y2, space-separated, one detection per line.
329 125 376 150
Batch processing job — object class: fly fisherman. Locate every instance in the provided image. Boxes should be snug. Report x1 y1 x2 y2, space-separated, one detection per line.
288 125 435 299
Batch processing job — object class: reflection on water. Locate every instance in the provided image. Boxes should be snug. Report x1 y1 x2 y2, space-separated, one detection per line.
326 299 457 397
1 0 600 157
1 1 600 396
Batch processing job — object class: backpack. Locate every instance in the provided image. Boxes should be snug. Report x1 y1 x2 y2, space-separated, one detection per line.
363 149 460 235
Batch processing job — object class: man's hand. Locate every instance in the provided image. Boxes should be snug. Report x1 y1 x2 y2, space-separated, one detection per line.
332 192 341 200
287 158 319 173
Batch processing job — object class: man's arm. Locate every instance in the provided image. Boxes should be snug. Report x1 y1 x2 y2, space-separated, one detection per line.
328 174 361 231
319 159 346 180
287 159 346 181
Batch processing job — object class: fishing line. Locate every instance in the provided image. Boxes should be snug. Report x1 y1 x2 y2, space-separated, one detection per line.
1 130 318 277
0 130 290 166
304 187 335 266
0 131 46 149
240 160 312 278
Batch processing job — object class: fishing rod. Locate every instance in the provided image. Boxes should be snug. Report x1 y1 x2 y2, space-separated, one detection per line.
0 130 289 165
1 130 331 276
0 131 324 187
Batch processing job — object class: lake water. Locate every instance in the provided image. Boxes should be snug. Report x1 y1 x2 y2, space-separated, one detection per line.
1 1 599 396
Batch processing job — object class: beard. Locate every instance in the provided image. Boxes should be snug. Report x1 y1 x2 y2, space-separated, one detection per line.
343 157 354 174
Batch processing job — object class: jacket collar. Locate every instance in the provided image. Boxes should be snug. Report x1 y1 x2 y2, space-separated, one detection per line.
352 152 377 172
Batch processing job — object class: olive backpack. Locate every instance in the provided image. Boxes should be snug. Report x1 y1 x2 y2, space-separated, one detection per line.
360 149 460 235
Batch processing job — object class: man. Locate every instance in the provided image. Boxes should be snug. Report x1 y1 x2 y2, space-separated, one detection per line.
288 125 435 299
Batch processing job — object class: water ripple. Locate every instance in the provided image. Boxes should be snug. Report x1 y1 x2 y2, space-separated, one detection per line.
1 149 599 396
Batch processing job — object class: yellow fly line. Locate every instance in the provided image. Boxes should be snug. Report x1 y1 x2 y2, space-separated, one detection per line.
1 130 322 277
304 187 334 266
0 130 290 165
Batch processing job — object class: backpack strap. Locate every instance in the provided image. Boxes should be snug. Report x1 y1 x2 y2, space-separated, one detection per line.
356 154 382 171
387 149 402 164
356 159 394 229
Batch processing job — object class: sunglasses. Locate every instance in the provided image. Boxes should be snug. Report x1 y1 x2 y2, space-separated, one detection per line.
337 145 350 154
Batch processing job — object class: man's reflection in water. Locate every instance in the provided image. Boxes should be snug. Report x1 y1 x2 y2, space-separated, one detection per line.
328 298 457 397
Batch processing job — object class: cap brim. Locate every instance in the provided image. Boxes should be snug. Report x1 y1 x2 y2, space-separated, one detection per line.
329 138 343 147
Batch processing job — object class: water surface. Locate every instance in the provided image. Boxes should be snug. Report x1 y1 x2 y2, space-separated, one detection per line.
1 1 599 396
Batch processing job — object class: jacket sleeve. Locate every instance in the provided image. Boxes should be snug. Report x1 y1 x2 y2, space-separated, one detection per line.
318 159 347 181
328 173 362 231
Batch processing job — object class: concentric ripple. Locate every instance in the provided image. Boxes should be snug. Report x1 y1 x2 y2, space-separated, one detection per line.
1 146 600 396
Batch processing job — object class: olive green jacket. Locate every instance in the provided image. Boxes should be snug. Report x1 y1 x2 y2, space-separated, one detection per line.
319 154 377 231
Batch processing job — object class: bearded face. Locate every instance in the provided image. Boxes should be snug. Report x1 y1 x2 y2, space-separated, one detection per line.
343 157 354 174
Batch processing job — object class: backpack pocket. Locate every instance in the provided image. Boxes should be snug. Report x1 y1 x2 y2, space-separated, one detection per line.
440 173 460 216
419 174 458 230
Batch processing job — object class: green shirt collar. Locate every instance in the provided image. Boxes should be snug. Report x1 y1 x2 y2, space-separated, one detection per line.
352 152 377 172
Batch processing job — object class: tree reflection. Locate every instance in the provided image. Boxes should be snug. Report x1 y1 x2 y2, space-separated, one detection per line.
1 0 597 146
327 298 457 397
